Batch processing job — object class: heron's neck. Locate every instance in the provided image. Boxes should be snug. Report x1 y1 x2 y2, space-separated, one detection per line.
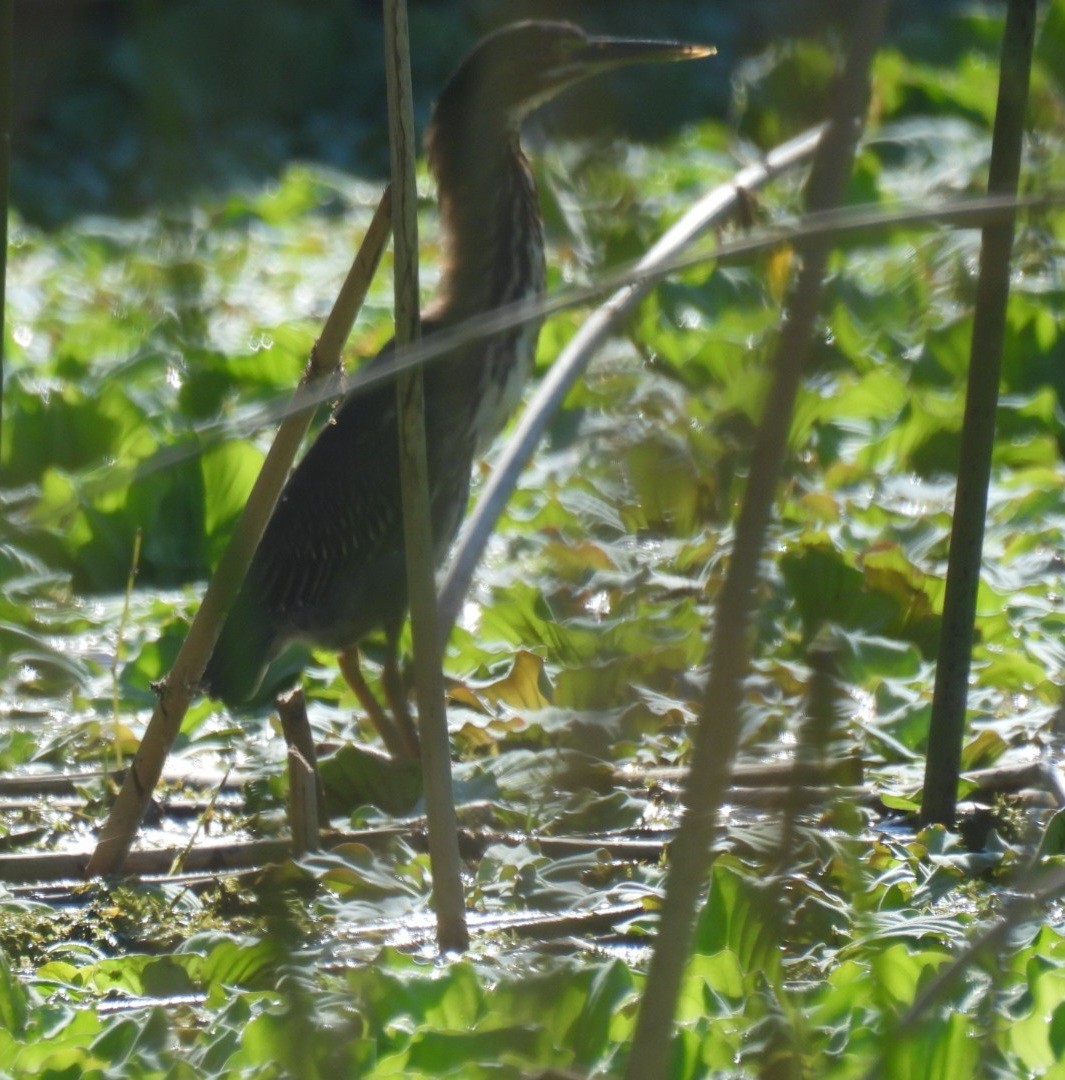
426 119 546 323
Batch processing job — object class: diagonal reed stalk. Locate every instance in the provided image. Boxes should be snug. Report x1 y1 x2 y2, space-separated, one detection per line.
625 4 889 1075
85 188 393 876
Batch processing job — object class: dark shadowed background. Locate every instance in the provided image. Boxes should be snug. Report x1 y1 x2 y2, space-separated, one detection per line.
14 0 966 225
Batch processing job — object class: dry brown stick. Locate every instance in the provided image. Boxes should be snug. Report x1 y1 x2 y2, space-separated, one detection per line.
287 748 320 855
728 785 879 811
0 769 247 796
4 826 410 884
319 902 650 963
519 836 669 861
8 760 1060 893
2 829 657 888
614 757 864 789
85 188 394 877
276 688 329 823
481 902 648 943
965 760 1065 808
617 759 1065 810
721 759 1057 798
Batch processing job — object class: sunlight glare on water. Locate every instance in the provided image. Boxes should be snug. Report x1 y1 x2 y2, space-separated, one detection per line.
460 600 482 634
852 686 877 725
584 590 612 619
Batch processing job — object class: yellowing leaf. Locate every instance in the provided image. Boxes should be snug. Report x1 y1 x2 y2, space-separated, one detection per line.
798 491 840 523
453 714 527 754
765 243 794 304
542 539 616 577
447 684 488 712
468 650 553 711
959 729 1007 771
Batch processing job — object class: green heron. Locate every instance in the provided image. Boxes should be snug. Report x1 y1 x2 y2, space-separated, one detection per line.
202 21 712 756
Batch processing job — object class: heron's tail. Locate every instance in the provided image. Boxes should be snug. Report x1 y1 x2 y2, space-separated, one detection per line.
201 588 277 707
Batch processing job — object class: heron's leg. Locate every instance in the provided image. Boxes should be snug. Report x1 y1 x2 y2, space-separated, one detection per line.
338 646 415 759
381 625 420 758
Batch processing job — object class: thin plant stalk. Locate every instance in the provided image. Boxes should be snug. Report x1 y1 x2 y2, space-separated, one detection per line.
167 765 232 877
921 0 1037 827
0 0 12 482
110 527 142 771
382 0 468 953
86 189 393 876
625 5 889 1075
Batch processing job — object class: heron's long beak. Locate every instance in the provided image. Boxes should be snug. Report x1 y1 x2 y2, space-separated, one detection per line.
579 35 716 72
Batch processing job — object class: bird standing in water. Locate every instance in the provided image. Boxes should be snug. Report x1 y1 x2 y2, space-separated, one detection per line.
202 21 713 756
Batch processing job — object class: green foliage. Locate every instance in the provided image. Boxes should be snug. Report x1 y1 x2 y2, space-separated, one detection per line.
2 4 1065 1078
